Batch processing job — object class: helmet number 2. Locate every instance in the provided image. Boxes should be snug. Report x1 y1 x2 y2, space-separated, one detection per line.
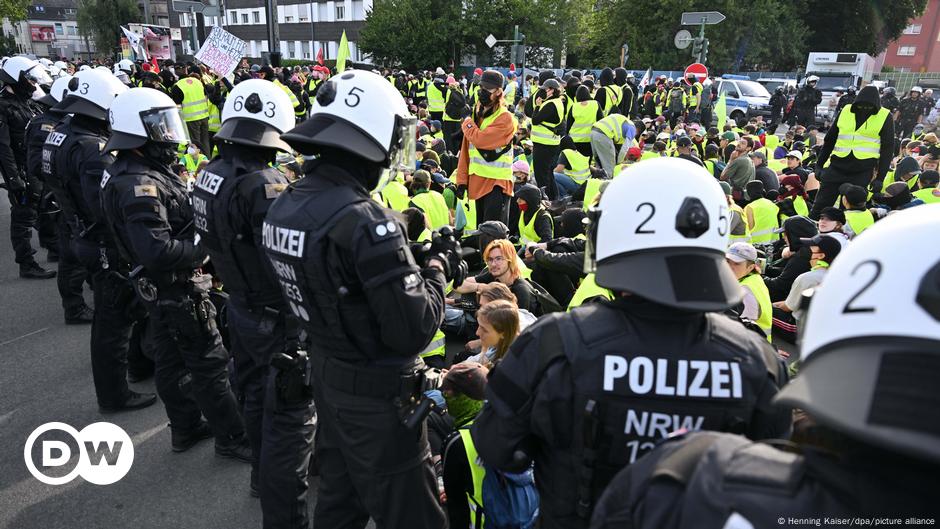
634 202 655 234
345 87 364 107
842 259 881 314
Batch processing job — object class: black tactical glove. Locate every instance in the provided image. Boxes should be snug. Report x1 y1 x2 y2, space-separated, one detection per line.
426 226 468 287
455 184 467 200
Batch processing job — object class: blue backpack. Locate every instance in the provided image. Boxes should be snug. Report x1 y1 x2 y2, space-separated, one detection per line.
481 465 540 529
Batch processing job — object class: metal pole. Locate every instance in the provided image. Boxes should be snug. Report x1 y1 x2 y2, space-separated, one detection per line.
309 1 315 62
697 18 705 64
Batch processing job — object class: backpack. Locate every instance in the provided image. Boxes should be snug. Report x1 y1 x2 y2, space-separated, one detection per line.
525 278 564 316
711 159 727 179
481 466 540 529
669 89 685 113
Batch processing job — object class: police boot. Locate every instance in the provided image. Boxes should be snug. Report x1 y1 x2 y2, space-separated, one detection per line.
19 261 56 279
215 435 253 463
99 390 157 414
46 247 59 262
171 420 214 452
64 305 94 325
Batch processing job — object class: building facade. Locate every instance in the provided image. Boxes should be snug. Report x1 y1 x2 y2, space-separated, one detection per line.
3 0 94 59
884 0 940 72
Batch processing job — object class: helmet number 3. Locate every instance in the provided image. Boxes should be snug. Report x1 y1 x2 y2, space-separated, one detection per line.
79 82 89 95
345 87 364 107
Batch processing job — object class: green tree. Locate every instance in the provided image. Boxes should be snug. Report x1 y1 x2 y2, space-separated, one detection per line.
803 0 928 55
0 0 30 22
77 0 141 58
359 0 460 68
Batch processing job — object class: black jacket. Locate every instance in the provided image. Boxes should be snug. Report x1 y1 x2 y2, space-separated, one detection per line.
816 86 894 186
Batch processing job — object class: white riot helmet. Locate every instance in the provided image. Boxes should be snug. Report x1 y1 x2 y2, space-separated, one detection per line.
53 60 68 71
776 204 940 463
37 74 73 107
57 68 128 121
215 78 294 152
104 87 190 151
117 59 135 74
38 58 53 67
281 69 417 192
911 85 923 94
0 56 53 88
586 157 742 311
79 65 90 71
806 75 819 83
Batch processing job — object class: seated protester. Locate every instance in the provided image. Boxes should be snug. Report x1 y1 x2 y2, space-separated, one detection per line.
452 238 538 317
764 215 817 301
702 143 725 179
776 174 810 221
921 153 940 172
872 181 926 215
514 184 553 244
743 181 780 244
465 299 520 366
749 150 779 192
913 169 940 204
403 207 432 242
724 242 773 339
780 149 810 184
675 136 704 166
553 136 593 198
773 130 795 159
881 155 921 192
771 234 841 343
816 206 849 248
460 282 540 364
525 208 588 308
512 159 531 187
409 170 452 229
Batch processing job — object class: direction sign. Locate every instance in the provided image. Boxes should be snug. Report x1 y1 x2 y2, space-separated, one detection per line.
172 0 205 12
680 11 726 25
485 34 498 49
674 29 692 49
685 62 708 83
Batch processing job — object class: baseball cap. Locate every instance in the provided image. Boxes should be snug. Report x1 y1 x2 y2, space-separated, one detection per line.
719 181 733 196
412 170 432 185
839 183 868 206
626 146 642 161
725 242 758 263
748 150 766 162
799 234 842 264
480 70 504 90
895 156 922 178
786 150 802 159
721 131 738 141
676 136 692 148
818 206 846 224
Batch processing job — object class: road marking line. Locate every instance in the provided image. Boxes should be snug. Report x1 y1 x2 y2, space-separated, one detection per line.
0 327 48 347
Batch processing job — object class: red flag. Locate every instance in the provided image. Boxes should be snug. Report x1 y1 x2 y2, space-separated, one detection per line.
150 56 160 73
316 47 324 65
509 63 515 72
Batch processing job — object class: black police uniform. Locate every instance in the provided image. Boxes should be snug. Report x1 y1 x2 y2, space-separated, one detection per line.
192 147 314 527
27 105 89 316
0 88 50 274
794 85 821 127
471 297 792 529
100 151 247 445
262 158 448 529
589 431 940 529
43 114 142 407
897 96 923 138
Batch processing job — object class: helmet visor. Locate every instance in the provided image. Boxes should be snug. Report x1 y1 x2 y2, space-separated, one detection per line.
25 65 53 87
375 115 417 193
140 107 190 145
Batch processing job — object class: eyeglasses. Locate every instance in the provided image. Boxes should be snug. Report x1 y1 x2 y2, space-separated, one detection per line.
486 255 506 264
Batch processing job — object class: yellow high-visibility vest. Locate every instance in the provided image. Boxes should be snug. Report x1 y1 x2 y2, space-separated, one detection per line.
569 100 599 143
830 104 890 161
561 148 591 183
744 198 780 243
427 83 446 113
175 77 209 122
468 106 516 181
740 272 772 340
531 98 563 145
411 190 450 229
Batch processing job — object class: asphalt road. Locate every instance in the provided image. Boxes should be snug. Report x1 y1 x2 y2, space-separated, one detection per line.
0 190 296 529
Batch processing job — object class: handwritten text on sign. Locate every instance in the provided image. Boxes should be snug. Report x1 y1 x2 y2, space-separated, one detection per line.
195 27 247 78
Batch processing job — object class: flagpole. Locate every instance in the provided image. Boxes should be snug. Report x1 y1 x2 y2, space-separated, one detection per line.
309 1 316 62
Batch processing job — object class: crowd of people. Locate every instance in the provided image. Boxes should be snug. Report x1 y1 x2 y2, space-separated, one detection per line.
1 51 938 529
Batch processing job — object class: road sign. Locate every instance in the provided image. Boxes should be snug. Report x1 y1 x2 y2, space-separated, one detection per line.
680 11 726 25
685 62 708 83
172 0 205 12
674 30 692 49
485 34 498 48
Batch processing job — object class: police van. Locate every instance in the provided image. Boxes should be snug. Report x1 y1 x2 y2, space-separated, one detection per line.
715 75 772 127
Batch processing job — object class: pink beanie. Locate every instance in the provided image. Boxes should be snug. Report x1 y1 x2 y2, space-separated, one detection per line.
512 159 530 174
446 75 457 85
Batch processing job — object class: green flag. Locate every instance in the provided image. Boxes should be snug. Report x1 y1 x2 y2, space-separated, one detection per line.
714 94 727 130
336 30 350 74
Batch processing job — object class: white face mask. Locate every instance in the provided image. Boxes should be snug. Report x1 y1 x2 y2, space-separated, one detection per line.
187 147 197 156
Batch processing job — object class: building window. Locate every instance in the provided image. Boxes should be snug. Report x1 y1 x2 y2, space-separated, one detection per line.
64 8 76 15
253 10 261 23
335 5 345 20
242 13 249 24
180 13 189 26
319 42 329 59
285 15 293 22
54 23 63 35
898 46 917 56
903 24 922 35
229 10 237 24
68 26 77 36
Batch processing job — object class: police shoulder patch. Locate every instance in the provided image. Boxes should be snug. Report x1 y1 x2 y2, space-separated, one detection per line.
100 170 112 189
368 218 401 243
264 183 287 199
41 123 54 132
134 184 158 198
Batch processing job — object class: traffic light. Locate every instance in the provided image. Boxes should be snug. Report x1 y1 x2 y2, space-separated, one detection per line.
700 39 709 64
691 38 703 58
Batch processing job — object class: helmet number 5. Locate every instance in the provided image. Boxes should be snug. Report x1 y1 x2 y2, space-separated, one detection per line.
345 87 364 107
717 205 729 236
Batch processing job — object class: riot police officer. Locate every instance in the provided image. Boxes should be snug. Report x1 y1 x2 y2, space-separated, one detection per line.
191 79 314 527
27 74 91 322
897 86 924 138
836 85 856 113
471 157 792 529
589 204 940 528
880 86 900 115
794 75 822 127
263 70 461 528
100 87 251 458
0 56 56 278
42 69 156 412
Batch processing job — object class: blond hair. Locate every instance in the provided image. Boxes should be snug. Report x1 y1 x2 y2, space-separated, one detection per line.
477 299 519 365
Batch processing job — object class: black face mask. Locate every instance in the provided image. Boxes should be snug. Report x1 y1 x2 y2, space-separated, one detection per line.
13 79 35 98
478 88 492 105
143 142 181 167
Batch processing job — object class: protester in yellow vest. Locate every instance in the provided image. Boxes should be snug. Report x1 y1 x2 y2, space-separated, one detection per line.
409 170 452 229
912 170 940 204
725 242 772 339
839 183 876 239
811 87 893 219
776 174 810 223
771 235 841 343
744 181 780 243
591 113 635 178
180 143 209 174
514 184 553 244
553 136 592 198
456 70 518 225
504 73 518 109
567 85 602 157
169 64 211 153
530 78 565 200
